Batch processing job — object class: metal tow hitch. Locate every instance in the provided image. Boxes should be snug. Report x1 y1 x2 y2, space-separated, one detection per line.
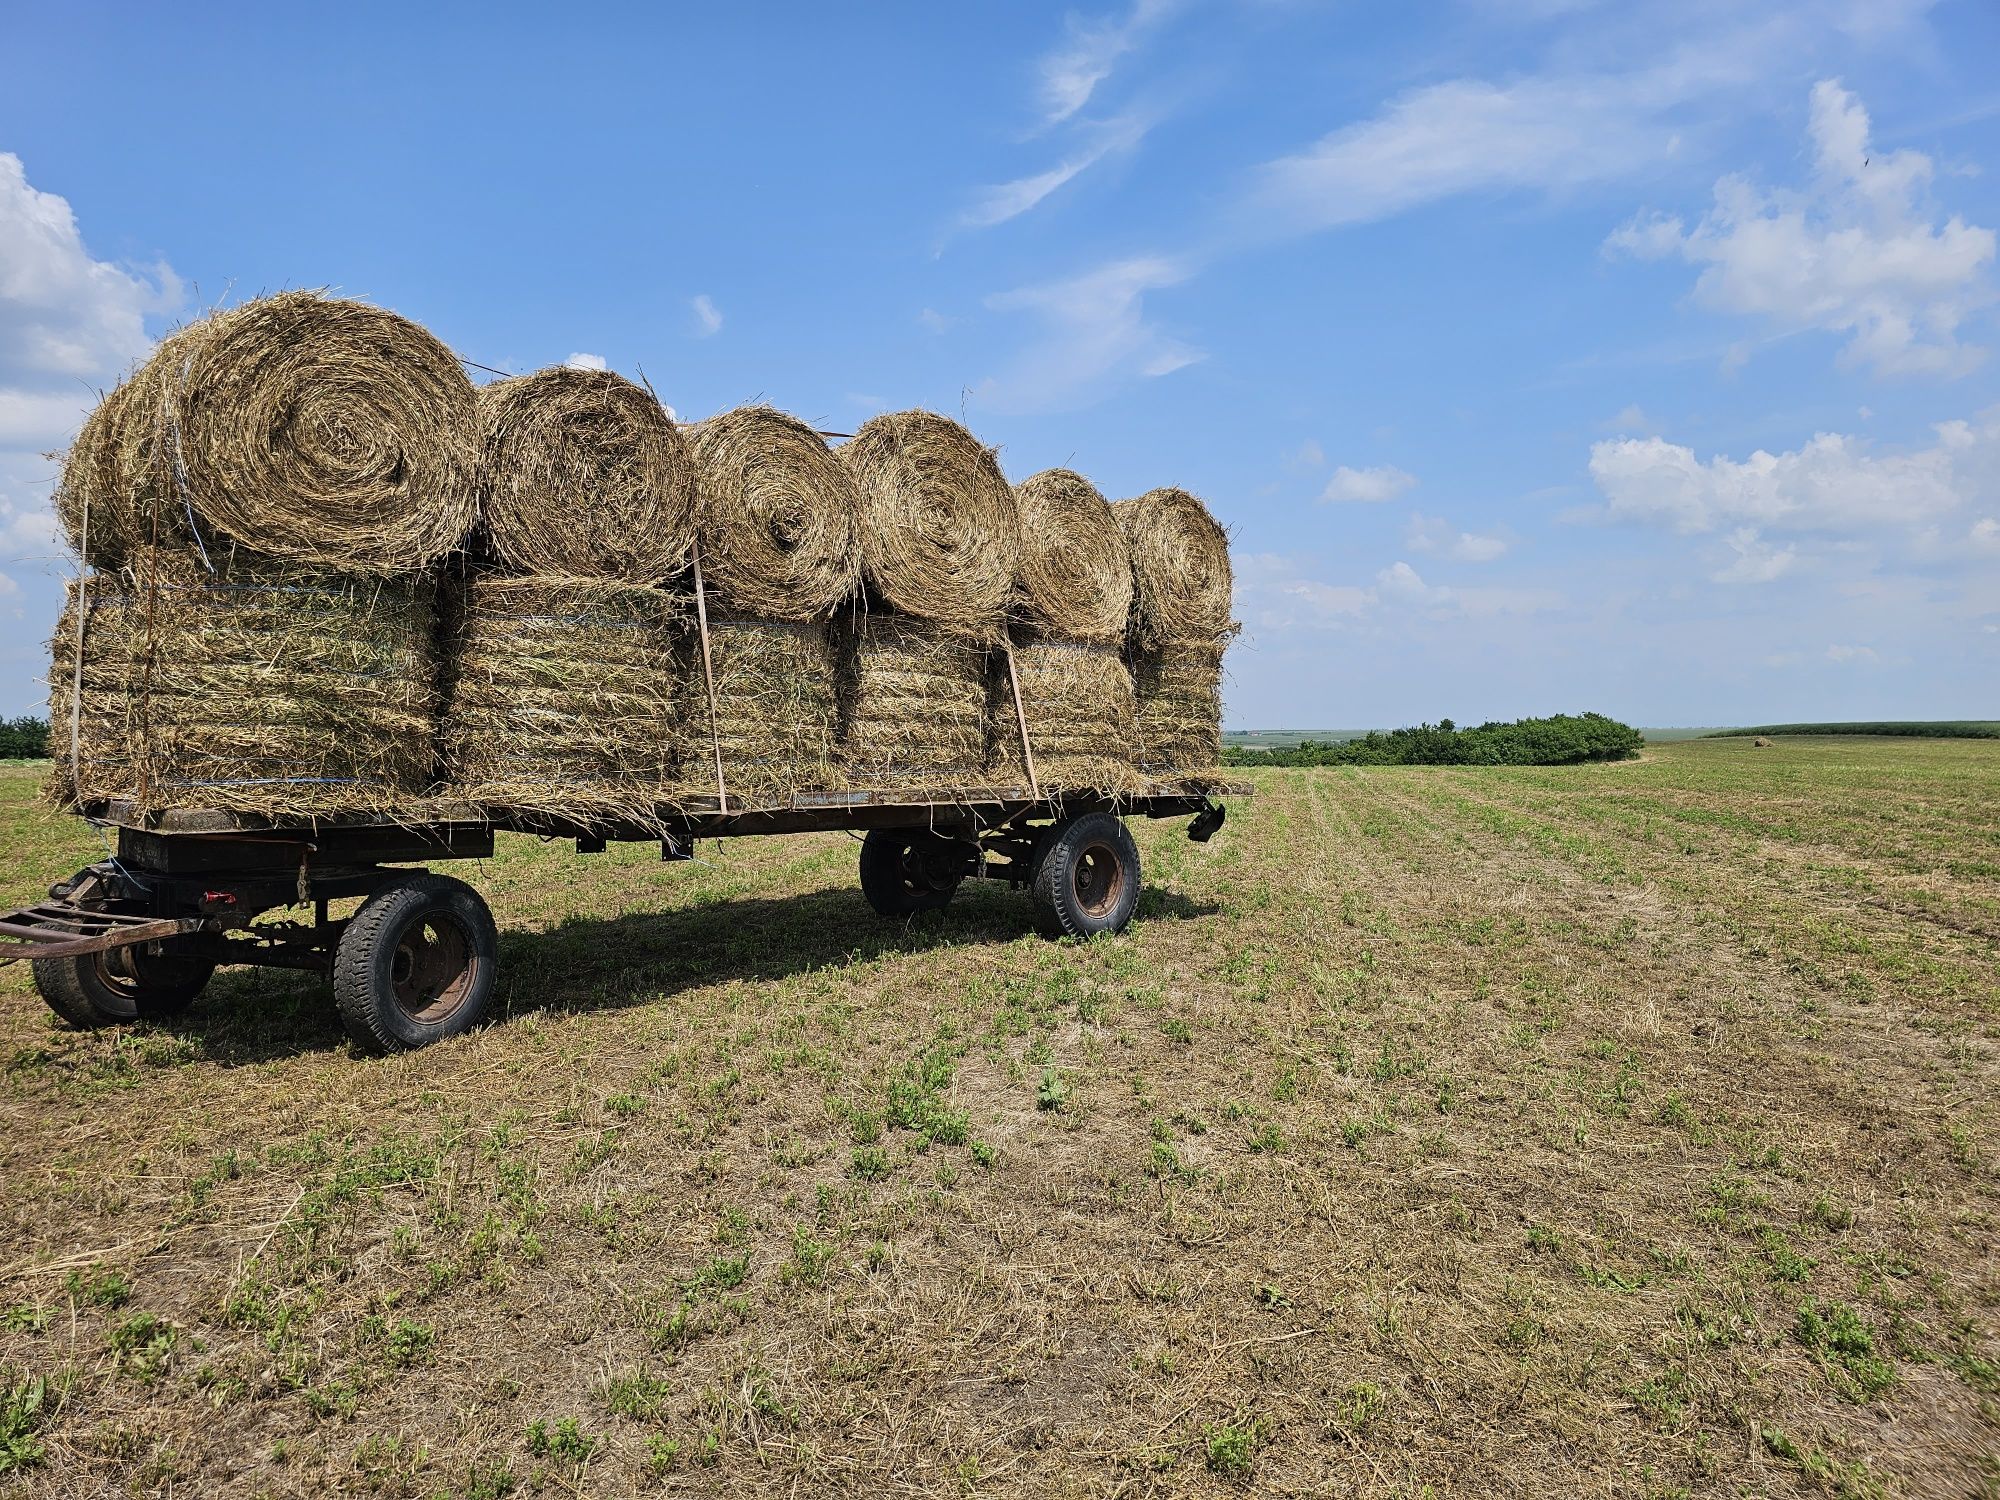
1186 800 1226 843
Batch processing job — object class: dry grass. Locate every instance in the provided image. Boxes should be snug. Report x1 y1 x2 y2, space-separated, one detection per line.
692 618 843 806
1131 647 1225 776
1113 488 1235 653
1013 470 1132 648
478 368 695 583
1000 636 1141 795
839 412 1018 641
689 408 861 620
46 547 437 819
837 613 991 793
2 736 1996 1497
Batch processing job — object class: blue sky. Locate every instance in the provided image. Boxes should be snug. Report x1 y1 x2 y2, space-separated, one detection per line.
2 0 1996 729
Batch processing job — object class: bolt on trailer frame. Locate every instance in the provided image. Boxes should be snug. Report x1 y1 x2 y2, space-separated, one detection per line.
0 781 1244 1053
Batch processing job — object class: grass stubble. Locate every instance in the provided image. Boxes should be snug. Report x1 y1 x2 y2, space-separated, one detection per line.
0 736 1993 1496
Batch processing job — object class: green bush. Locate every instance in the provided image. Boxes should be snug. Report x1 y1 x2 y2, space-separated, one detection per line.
1221 713 1643 769
0 717 48 759
1706 721 1999 740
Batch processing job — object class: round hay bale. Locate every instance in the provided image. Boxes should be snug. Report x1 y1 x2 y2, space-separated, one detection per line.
993 635 1141 793
1753 736 1774 748
128 291 479 573
839 411 1019 639
688 406 861 619
55 380 135 566
479 367 695 581
443 576 686 828
1130 645 1225 776
1014 469 1133 646
47 547 439 818
687 617 842 804
839 613 990 790
1113 486 1235 650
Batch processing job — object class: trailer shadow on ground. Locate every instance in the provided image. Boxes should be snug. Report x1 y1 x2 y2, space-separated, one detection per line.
160 880 1223 1066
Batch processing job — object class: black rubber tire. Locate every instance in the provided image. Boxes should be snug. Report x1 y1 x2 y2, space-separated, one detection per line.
333 873 498 1054
1030 812 1142 939
859 829 964 917
31 947 214 1028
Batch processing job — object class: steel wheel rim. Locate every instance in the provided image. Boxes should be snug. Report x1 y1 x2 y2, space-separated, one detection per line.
1072 841 1125 918
390 911 475 1023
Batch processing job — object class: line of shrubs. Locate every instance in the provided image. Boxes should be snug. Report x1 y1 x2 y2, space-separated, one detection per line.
0 716 50 759
1706 721 1998 740
1221 712 1644 768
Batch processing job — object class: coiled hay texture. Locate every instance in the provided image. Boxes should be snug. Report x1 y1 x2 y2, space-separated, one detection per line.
994 636 1141 794
1013 469 1133 647
839 411 1019 639
479 367 695 581
1112 486 1235 651
1131 645 1225 776
689 406 860 619
47 547 438 818
839 613 990 792
108 292 480 573
442 577 687 828
687 617 842 805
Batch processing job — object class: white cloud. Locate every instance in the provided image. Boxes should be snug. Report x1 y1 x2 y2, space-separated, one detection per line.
1711 527 1797 584
1234 551 1559 633
1406 512 1509 562
1322 464 1416 504
1588 407 1997 535
976 256 1200 413
1971 516 2000 550
1606 80 1996 377
917 307 954 334
563 351 608 372
1603 403 1655 434
690 295 723 338
1035 0 1176 128
1289 439 1325 470
960 110 1153 230
1825 643 1879 663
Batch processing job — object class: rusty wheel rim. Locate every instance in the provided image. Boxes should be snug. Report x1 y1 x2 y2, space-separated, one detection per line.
1072 841 1125 919
389 912 474 1024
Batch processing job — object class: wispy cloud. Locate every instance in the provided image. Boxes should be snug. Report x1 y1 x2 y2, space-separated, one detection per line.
563 352 607 371
960 110 1155 230
689 295 723 338
1035 0 1178 129
1322 464 1416 504
975 255 1200 414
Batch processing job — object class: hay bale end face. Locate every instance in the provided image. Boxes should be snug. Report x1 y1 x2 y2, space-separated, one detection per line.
689 406 860 619
840 411 1019 639
1013 469 1133 647
442 576 687 828
479 367 695 582
691 617 842 803
839 613 989 791
1113 486 1235 651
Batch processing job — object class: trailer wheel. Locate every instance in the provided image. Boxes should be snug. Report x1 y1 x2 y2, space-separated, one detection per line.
333 874 498 1054
859 829 965 917
31 946 215 1029
1031 812 1141 938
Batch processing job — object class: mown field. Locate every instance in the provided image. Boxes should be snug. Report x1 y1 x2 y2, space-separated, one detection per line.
1 738 1996 1497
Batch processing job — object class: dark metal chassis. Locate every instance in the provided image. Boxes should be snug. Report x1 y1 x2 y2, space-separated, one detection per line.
2 785 1241 976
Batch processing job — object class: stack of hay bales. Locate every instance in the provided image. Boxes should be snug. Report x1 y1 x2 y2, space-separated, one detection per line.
996 469 1140 792
685 406 858 804
838 411 1018 791
441 367 693 827
48 292 478 818
1114 487 1236 777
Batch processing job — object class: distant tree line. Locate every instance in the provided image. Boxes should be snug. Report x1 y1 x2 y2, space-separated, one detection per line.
1706 721 1999 740
0 716 50 759
1221 712 1644 768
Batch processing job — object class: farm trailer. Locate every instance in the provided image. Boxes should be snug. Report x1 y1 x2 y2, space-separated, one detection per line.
0 785 1241 1053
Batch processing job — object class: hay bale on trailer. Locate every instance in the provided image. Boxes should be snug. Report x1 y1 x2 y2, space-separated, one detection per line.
478 366 695 582
1113 486 1234 776
441 576 686 829
995 636 1142 793
839 411 1019 638
1013 468 1134 646
688 405 861 618
1128 646 1225 776
839 613 989 792
47 547 438 818
688 617 843 804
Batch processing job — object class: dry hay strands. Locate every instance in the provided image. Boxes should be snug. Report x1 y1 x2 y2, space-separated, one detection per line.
840 410 1019 639
479 366 695 582
689 406 861 619
693 617 842 804
997 635 1141 794
48 548 439 818
839 612 990 792
444 575 687 829
125 291 480 573
1013 469 1132 647
1113 486 1236 651
1130 644 1225 776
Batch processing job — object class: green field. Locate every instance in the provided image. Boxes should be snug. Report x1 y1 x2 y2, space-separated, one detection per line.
1 739 1996 1495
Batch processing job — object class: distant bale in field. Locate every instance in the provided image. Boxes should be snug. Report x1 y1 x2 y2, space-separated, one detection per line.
840 411 1019 639
839 613 989 790
442 576 685 827
86 293 482 573
1753 736 1774 748
1131 645 1225 776
689 617 842 804
1113 486 1235 650
479 367 695 582
688 406 860 618
1013 469 1133 647
47 547 438 817
993 635 1140 793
